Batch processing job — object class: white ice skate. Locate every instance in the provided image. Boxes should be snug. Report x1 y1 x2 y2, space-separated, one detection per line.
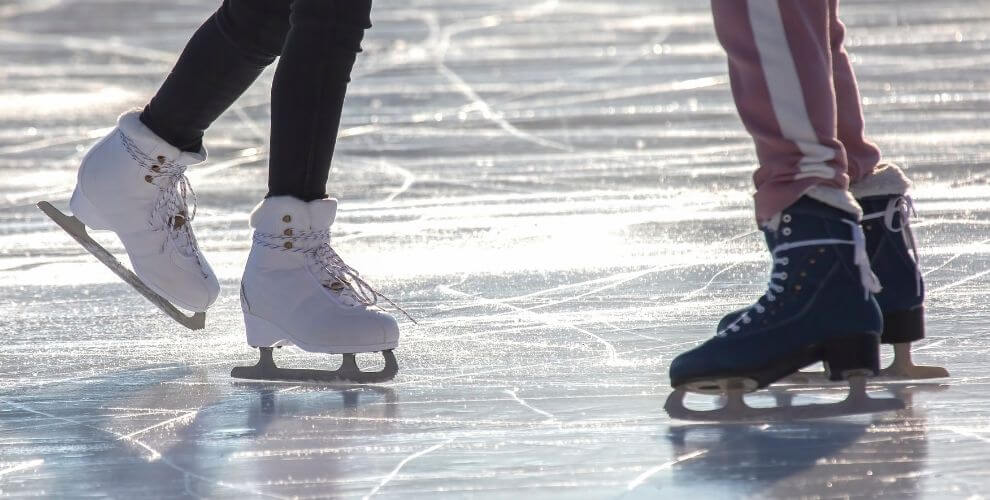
232 196 402 383
39 110 219 329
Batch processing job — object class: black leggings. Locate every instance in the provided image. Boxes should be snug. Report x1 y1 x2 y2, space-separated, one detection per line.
140 0 372 202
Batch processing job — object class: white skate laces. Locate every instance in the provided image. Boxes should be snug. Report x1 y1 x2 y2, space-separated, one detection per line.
253 229 416 323
120 132 203 262
717 219 882 337
862 195 922 296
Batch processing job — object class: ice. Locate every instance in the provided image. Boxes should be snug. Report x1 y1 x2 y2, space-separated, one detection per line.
1 0 989 497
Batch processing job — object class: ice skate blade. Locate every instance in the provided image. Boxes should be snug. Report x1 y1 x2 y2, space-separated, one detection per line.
878 363 949 380
784 344 949 383
664 377 904 423
37 201 205 330
878 343 949 380
231 347 398 384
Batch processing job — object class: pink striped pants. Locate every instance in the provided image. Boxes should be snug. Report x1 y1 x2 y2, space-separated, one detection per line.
712 0 881 223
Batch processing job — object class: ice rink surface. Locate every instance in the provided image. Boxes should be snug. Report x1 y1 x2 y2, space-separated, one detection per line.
2 0 990 497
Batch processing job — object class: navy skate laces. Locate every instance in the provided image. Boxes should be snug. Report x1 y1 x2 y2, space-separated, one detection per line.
253 229 417 324
717 219 881 337
861 195 922 296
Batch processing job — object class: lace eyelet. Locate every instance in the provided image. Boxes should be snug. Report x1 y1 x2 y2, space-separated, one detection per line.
144 175 152 183
781 227 792 236
157 155 166 163
794 284 802 291
151 165 161 172
782 214 792 223
283 242 293 249
284 228 293 236
780 272 788 280
781 257 789 265
282 215 292 223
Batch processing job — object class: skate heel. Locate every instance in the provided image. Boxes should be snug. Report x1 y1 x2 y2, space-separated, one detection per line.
69 187 112 230
822 333 880 381
244 313 293 348
880 307 924 345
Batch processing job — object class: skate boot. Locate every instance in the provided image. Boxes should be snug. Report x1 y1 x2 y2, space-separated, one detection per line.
232 196 401 383
665 197 903 422
38 110 219 328
853 164 948 379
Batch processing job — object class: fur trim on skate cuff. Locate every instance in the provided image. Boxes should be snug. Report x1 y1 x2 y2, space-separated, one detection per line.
849 163 912 198
250 196 338 231
804 185 863 221
117 109 207 164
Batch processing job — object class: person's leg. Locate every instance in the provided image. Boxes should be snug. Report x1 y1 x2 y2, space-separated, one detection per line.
266 0 372 201
666 1 889 419
65 0 294 313
829 2 945 378
141 0 292 153
711 0 859 224
829 0 881 182
235 0 400 382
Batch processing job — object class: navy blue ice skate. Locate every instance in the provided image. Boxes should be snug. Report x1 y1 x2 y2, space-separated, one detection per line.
664 197 903 421
859 193 948 378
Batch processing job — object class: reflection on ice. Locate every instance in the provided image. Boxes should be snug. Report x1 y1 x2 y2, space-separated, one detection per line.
2 0 990 497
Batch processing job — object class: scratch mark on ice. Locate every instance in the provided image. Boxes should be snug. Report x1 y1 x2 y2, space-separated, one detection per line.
362 438 455 499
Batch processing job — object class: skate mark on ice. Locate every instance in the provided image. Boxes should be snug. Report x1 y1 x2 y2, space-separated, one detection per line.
428 3 576 153
377 159 416 204
361 438 455 500
188 153 266 181
625 450 708 490
3 187 72 207
0 131 105 155
476 28 675 109
928 268 990 294
230 104 268 143
910 337 950 354
0 29 175 64
0 259 79 272
0 459 45 479
474 228 759 316
0 0 61 19
120 410 199 440
942 426 990 445
438 284 619 364
392 343 667 388
0 397 287 499
420 263 694 325
675 261 742 303
509 75 729 110
503 389 557 422
921 236 990 278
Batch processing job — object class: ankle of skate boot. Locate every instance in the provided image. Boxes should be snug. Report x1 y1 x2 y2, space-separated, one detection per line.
880 307 924 344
